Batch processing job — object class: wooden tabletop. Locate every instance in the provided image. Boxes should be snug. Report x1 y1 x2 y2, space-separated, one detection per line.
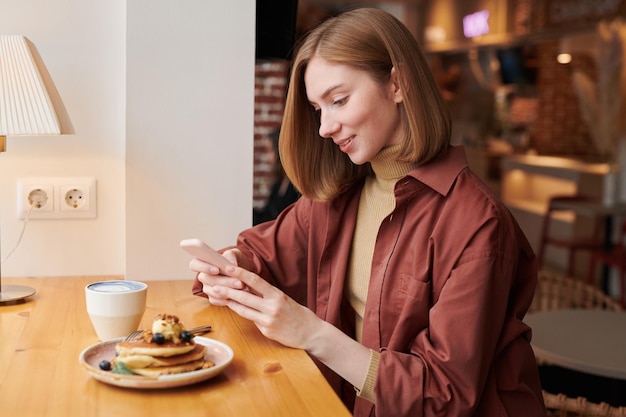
525 309 626 380
0 276 351 417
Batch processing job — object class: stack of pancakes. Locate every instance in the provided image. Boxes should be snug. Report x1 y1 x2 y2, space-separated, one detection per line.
113 314 214 376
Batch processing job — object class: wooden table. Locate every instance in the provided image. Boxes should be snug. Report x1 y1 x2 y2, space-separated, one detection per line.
0 276 351 417
525 309 626 380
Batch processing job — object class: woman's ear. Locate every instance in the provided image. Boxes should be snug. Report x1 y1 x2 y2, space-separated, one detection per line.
389 66 404 104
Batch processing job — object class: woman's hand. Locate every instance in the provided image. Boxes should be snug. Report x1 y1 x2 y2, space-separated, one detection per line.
190 248 250 306
193 257 371 388
210 264 322 350
212 264 372 388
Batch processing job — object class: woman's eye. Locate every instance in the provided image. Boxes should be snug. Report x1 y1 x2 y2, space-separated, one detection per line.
333 97 346 106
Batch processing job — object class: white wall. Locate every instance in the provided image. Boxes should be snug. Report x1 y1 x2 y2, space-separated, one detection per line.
126 1 255 280
0 0 255 280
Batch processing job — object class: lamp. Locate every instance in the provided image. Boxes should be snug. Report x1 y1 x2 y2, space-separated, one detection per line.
557 31 598 64
0 35 73 303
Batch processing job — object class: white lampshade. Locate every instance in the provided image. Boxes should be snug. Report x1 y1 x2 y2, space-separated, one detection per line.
0 35 73 151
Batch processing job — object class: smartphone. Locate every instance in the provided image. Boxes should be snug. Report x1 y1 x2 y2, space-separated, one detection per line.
180 238 233 272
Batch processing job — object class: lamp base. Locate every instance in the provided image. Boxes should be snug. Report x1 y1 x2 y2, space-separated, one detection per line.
0 284 36 303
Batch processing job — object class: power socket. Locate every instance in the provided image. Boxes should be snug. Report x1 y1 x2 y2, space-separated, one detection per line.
29 188 52 209
17 182 55 215
17 177 97 219
60 185 92 212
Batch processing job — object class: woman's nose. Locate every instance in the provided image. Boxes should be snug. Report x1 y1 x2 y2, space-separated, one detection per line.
318 111 339 139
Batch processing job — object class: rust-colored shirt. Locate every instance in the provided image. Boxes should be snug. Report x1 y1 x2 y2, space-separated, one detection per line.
193 146 546 417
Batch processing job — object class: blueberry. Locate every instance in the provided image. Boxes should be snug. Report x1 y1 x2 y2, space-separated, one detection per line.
180 330 193 342
99 360 112 371
152 333 165 344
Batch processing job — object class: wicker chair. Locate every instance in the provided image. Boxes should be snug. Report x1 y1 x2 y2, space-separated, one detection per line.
531 271 625 416
543 391 626 417
529 270 623 313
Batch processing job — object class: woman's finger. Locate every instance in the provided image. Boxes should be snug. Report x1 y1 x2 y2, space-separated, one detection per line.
223 265 273 296
198 272 246 291
223 297 267 323
189 258 220 274
212 284 267 312
221 248 240 266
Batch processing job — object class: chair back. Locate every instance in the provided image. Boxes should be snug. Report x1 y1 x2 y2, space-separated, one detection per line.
530 271 623 313
543 391 626 416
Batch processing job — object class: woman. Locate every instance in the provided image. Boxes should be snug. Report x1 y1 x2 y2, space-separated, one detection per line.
191 8 546 417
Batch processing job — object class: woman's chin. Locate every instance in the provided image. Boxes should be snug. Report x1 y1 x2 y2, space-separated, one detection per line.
347 154 372 166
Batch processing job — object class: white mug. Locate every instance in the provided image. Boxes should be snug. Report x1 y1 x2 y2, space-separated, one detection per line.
85 280 147 341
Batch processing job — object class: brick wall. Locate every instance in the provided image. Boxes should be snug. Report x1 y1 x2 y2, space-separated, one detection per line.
530 40 598 158
510 0 615 160
253 60 290 209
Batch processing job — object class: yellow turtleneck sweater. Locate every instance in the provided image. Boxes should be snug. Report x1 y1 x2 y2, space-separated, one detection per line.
346 144 417 402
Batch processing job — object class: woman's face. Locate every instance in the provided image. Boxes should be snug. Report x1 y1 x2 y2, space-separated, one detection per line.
304 56 404 165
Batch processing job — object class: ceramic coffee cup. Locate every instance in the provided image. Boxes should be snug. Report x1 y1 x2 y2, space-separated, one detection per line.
85 280 147 341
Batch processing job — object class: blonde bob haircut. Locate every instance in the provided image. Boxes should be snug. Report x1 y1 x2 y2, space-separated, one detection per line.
280 7 451 201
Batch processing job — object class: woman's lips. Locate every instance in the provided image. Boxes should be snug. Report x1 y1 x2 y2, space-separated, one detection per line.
336 137 354 152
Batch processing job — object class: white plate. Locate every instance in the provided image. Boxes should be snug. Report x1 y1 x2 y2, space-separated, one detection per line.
79 336 233 389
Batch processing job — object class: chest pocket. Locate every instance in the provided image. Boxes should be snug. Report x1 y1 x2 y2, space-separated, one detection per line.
384 272 432 349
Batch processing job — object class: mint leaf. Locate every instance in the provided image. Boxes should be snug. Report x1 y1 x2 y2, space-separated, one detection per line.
112 361 134 375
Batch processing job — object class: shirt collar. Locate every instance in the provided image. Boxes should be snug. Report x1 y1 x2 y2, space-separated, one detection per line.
407 145 468 197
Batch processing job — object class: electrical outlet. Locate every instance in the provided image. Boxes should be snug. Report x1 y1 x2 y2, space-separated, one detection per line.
62 187 87 209
17 177 97 219
59 183 93 214
17 180 55 218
